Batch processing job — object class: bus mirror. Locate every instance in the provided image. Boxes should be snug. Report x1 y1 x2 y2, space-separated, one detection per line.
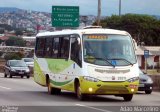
77 38 81 45
133 39 137 50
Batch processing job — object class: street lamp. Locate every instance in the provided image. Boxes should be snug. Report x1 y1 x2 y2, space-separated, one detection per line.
97 0 101 26
119 0 121 16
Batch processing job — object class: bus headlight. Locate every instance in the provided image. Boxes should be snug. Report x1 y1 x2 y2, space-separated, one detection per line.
83 76 99 82
127 77 139 82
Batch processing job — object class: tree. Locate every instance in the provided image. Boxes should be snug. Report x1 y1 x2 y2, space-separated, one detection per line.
95 14 160 46
5 36 26 47
0 39 4 44
0 51 3 57
0 28 4 34
0 24 13 31
4 52 24 60
15 30 23 36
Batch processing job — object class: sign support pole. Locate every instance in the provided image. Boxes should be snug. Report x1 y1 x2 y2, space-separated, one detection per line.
144 50 149 73
145 58 147 73
97 0 101 26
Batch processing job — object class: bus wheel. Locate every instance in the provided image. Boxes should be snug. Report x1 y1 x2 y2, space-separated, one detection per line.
55 88 61 95
47 80 61 95
76 82 86 101
48 80 54 95
123 94 133 101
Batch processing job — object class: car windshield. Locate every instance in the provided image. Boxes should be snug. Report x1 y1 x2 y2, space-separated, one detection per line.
23 58 34 62
10 60 27 67
83 34 136 66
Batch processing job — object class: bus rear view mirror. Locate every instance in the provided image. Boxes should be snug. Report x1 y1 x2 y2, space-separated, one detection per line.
77 38 81 45
133 39 137 50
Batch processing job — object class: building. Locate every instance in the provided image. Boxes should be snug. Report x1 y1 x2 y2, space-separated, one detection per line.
22 36 36 47
136 46 160 69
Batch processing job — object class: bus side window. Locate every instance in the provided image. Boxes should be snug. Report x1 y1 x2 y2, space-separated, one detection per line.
35 38 45 57
52 37 59 58
71 37 82 67
60 36 70 59
44 37 53 57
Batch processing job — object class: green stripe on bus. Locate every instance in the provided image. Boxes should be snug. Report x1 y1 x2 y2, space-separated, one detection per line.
50 79 73 86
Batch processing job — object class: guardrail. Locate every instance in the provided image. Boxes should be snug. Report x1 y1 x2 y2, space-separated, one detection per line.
0 46 34 53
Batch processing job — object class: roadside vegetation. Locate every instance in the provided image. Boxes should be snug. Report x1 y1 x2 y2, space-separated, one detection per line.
4 52 24 60
94 14 160 46
5 36 26 47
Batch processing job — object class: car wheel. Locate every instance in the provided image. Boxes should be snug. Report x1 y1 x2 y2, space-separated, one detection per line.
21 76 24 78
27 75 30 79
4 74 7 78
123 94 133 101
145 90 152 94
4 71 7 78
9 72 12 78
76 81 86 101
9 74 12 78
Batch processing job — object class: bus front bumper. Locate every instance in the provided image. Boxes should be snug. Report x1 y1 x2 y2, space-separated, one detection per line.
79 77 139 95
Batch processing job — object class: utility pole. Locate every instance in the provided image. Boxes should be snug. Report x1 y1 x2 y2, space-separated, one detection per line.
119 0 121 16
97 0 101 26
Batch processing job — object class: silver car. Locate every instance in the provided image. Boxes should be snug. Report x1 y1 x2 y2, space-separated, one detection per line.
22 58 34 68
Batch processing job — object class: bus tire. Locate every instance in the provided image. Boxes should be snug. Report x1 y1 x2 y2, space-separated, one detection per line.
75 81 86 101
47 78 61 95
48 80 54 95
123 94 133 101
55 88 61 95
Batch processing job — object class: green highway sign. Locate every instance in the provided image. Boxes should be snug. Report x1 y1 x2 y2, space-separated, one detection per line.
52 6 79 27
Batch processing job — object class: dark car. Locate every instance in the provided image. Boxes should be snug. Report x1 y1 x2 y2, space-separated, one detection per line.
4 60 30 78
138 68 153 94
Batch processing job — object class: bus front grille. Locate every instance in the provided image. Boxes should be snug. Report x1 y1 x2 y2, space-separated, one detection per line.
95 85 129 94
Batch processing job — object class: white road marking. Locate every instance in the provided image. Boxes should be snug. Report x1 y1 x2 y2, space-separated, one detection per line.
0 85 11 90
76 104 112 112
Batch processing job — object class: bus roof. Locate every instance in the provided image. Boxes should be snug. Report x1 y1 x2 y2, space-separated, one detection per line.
36 28 129 37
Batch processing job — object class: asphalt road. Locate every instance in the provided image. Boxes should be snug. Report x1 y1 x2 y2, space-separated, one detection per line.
0 73 160 112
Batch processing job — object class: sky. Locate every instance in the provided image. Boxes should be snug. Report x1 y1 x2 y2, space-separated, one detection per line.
0 0 160 16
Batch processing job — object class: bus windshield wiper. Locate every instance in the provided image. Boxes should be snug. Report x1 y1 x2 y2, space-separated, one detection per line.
85 57 115 67
108 58 133 66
